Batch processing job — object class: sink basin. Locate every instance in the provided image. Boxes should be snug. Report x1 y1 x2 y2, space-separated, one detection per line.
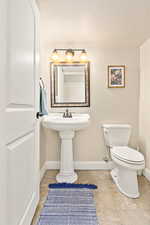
42 113 90 131
42 113 90 183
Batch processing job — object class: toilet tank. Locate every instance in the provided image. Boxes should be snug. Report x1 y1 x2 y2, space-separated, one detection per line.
102 124 131 147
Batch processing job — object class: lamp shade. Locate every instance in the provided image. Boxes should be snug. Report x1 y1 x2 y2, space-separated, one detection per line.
51 49 59 61
80 50 88 61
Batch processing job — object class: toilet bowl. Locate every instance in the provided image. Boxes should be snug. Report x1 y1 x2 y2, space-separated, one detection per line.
102 124 145 198
111 146 145 198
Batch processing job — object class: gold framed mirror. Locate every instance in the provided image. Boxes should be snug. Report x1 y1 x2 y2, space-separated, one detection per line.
50 62 90 107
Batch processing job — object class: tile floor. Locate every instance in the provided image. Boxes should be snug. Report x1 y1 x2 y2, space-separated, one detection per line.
31 170 150 225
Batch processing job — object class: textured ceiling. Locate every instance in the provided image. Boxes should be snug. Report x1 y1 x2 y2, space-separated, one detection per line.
37 0 150 48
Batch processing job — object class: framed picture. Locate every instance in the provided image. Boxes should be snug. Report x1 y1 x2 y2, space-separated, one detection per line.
108 65 125 88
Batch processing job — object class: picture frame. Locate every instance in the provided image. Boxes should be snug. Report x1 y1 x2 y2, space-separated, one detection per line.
108 65 125 88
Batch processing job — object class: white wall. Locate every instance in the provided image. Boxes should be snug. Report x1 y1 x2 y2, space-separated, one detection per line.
40 123 47 169
139 39 150 169
36 0 140 168
40 44 140 167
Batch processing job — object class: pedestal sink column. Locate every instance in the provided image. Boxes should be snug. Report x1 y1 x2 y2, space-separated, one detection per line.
56 130 77 183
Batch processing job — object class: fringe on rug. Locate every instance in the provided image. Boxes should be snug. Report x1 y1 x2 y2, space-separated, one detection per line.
49 183 98 189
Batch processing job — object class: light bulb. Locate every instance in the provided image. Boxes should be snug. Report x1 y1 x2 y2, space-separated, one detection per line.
65 49 74 61
80 50 88 61
51 50 59 61
66 54 73 61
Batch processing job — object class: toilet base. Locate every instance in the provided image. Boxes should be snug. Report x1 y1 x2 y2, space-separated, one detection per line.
111 167 140 198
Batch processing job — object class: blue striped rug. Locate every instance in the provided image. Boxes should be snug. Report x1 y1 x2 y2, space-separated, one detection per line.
37 188 99 225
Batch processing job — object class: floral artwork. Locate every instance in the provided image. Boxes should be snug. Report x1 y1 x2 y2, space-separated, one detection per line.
108 65 125 88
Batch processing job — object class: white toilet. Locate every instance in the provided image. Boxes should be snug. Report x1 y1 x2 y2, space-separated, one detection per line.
102 124 145 198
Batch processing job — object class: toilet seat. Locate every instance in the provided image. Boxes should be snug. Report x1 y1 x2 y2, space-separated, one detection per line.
111 146 144 165
111 153 145 165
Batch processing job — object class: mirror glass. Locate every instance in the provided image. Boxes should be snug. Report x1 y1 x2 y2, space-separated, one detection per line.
51 62 90 107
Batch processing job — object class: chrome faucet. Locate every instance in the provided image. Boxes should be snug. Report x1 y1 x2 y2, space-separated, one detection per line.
63 109 72 118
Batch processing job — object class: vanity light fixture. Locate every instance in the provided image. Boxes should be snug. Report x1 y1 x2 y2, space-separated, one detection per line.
51 49 59 61
51 48 88 62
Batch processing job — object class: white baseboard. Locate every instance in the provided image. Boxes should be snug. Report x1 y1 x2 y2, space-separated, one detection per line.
41 162 150 183
46 160 114 170
143 168 150 182
45 161 60 170
40 160 114 181
75 161 114 170
40 163 47 182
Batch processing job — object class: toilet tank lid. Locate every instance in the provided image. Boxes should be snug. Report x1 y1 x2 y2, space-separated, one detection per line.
101 124 131 129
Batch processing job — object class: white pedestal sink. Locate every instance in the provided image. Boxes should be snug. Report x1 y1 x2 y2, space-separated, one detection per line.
42 113 90 183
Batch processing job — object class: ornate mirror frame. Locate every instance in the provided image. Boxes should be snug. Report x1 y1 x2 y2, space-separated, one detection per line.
50 61 90 108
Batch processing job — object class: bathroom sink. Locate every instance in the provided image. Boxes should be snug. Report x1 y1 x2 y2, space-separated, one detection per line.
42 113 90 131
42 113 90 183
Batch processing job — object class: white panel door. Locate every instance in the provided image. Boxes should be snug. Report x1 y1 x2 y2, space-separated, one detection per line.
1 0 40 225
0 0 7 224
